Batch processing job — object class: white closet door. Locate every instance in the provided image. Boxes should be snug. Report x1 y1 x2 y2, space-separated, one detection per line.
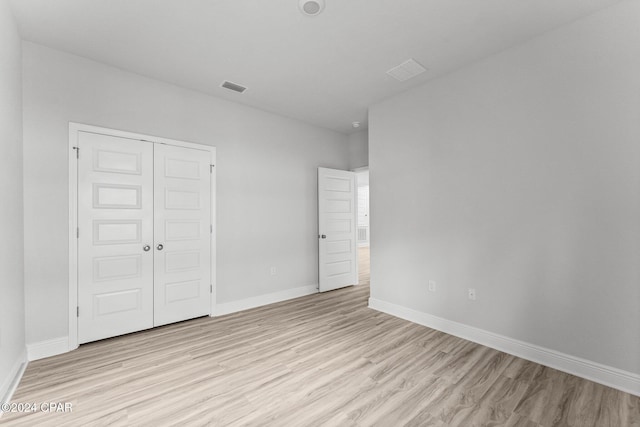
153 143 211 326
78 132 154 344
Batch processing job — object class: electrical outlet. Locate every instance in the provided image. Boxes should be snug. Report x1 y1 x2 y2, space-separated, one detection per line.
270 266 277 276
468 288 476 301
428 280 437 292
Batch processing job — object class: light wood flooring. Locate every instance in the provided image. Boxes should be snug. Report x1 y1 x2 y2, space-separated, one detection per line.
3 255 639 426
358 246 370 286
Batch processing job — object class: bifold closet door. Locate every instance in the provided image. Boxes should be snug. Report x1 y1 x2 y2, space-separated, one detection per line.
78 132 155 344
153 144 211 327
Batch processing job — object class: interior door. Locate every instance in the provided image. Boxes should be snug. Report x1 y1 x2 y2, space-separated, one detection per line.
153 143 211 326
318 167 358 292
77 132 154 344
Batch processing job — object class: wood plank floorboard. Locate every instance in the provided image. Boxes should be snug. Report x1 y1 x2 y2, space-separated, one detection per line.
3 249 639 426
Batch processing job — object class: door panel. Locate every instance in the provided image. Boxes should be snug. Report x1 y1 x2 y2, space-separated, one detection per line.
153 144 211 326
93 184 142 208
318 167 358 292
92 220 142 245
78 132 154 344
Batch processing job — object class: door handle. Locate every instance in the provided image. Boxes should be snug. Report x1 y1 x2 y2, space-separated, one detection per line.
156 244 164 250
143 245 151 252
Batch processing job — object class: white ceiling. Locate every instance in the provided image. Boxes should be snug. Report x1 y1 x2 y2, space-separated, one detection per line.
9 0 622 134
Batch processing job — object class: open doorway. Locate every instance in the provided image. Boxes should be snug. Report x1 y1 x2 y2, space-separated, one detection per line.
355 168 370 286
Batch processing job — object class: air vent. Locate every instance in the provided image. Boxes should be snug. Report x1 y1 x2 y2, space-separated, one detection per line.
386 58 427 82
221 80 247 93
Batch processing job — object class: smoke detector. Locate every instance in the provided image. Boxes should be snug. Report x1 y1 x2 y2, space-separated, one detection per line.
299 0 325 16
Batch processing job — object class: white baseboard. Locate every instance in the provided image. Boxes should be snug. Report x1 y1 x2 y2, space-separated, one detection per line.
215 284 318 316
369 297 640 397
27 337 69 361
1 348 27 411
27 287 317 358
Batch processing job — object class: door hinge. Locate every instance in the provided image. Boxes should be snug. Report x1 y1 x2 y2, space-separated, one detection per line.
77 306 79 317
73 146 79 159
210 224 213 234
210 284 213 293
210 164 215 173
77 227 80 238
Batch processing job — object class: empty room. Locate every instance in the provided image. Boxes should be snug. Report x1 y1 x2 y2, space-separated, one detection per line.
1 0 639 425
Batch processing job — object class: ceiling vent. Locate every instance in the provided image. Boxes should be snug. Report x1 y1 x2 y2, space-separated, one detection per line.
299 0 325 16
221 80 247 93
386 58 427 82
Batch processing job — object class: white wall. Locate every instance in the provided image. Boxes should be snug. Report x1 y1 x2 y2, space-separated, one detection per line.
369 1 640 376
0 0 26 401
22 43 349 346
348 129 368 170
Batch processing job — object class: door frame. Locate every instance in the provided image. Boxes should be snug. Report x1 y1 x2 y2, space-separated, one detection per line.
68 122 217 351
352 167 370 248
